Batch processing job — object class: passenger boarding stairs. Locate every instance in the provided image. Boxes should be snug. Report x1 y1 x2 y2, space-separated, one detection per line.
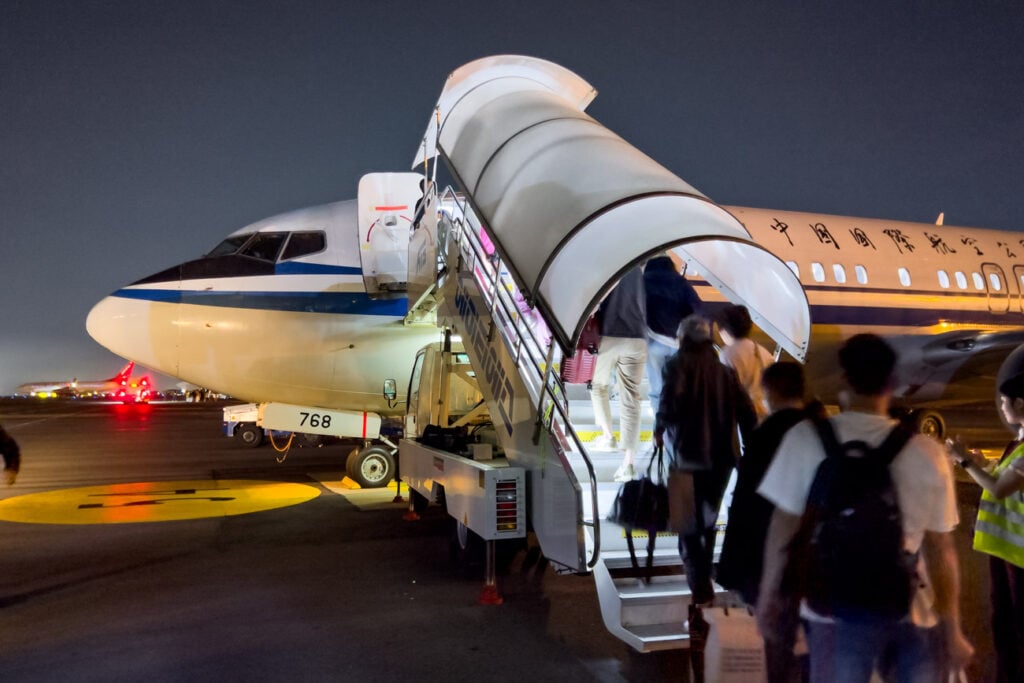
409 187 730 652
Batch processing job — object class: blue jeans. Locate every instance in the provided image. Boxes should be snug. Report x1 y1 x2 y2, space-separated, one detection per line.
806 616 940 683
646 337 675 417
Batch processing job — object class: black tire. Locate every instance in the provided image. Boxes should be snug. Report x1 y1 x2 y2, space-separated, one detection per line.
348 446 395 488
915 410 945 440
345 448 360 479
237 423 264 448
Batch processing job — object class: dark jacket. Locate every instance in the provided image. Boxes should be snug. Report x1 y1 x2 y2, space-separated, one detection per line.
716 406 809 605
643 256 701 338
597 266 646 339
655 339 756 472
0 425 20 473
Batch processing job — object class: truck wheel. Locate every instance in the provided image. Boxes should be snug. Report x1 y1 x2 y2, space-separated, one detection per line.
347 446 395 488
915 410 945 440
237 423 264 448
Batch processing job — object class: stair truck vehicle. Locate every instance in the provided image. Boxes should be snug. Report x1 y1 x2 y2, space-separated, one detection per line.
391 56 810 651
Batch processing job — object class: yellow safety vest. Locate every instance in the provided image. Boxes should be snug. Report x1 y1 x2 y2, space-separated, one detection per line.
974 442 1024 568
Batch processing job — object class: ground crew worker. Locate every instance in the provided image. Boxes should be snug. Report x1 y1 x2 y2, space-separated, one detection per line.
949 344 1024 682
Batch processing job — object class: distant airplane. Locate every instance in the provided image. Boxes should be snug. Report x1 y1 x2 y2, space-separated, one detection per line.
16 361 152 402
85 55 1024 443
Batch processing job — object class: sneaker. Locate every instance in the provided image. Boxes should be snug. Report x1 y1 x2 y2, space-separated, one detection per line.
613 463 635 482
592 434 617 451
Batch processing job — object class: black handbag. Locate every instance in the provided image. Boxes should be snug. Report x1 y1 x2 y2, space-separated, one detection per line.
606 446 669 581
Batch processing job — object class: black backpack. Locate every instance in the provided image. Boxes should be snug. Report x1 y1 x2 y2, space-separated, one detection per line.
797 418 920 620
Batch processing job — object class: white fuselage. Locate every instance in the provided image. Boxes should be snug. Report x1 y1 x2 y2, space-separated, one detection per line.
87 199 439 414
86 192 1024 415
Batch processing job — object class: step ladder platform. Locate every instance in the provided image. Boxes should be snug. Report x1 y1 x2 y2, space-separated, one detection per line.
615 574 692 601
626 622 690 645
600 546 683 571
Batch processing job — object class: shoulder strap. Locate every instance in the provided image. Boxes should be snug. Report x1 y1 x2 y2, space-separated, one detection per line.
812 417 843 459
871 422 916 466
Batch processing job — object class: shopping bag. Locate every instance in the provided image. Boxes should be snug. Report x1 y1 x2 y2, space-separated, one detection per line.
703 606 767 683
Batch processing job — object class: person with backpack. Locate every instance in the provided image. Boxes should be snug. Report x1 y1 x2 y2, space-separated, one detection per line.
948 344 1024 682
717 361 822 682
756 334 973 682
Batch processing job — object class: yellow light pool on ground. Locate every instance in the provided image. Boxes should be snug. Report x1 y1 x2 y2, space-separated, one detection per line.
0 480 321 524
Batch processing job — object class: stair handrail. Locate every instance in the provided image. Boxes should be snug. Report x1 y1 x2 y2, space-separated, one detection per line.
436 186 603 569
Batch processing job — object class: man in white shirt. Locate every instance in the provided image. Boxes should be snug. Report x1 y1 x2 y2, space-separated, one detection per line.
756 334 973 682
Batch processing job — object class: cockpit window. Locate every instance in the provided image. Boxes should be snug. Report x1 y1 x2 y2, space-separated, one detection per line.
280 231 326 261
239 232 288 261
206 233 254 257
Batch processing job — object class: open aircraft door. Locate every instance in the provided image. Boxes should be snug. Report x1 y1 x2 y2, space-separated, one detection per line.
416 55 809 362
356 172 423 296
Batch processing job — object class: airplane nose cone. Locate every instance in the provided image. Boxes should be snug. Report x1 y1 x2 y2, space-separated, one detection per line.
87 293 174 375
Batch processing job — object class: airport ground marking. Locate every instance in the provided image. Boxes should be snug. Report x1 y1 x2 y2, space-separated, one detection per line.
0 479 321 524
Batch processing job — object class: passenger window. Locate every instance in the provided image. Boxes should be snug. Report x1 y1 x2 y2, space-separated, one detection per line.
990 272 1003 292
832 264 846 283
937 271 950 289
973 273 985 290
955 272 968 289
240 232 288 261
280 231 326 261
811 262 825 283
898 267 911 287
786 261 800 279
206 233 253 257
855 265 868 284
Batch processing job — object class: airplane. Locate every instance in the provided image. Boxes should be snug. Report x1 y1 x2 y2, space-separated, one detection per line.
15 361 152 402
85 55 1023 452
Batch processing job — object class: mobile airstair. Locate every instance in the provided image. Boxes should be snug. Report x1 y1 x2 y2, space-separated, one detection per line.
399 55 811 652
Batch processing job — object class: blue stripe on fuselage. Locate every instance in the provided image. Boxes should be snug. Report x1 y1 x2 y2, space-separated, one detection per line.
111 288 408 316
274 262 362 276
808 303 1021 327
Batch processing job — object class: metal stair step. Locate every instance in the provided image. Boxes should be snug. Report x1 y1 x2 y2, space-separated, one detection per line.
601 548 684 571
623 622 690 647
614 574 692 601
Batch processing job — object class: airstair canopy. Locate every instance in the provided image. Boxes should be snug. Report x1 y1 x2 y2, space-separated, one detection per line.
418 56 810 362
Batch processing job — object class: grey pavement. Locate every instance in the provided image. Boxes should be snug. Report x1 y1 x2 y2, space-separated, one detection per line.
0 400 1002 681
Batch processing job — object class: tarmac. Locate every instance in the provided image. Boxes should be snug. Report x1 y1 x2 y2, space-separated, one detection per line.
0 399 1004 681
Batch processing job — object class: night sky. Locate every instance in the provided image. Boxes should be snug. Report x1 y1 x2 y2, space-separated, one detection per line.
2 1 1022 392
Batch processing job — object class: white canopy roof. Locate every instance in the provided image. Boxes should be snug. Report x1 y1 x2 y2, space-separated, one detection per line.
418 56 810 361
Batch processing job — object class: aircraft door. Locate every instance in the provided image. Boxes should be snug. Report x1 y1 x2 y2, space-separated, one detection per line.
405 348 427 438
1013 266 1024 313
357 173 424 295
983 263 1011 314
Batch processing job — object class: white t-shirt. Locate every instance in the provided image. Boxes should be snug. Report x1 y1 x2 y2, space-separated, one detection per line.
757 410 959 626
